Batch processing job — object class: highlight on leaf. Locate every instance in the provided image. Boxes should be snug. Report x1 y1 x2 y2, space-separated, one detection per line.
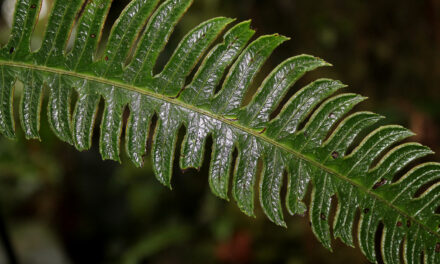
0 0 439 263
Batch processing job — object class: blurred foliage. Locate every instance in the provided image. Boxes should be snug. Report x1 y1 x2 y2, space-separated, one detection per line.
0 0 438 263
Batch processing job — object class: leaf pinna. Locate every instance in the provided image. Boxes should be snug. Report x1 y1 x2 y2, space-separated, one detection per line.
0 0 439 263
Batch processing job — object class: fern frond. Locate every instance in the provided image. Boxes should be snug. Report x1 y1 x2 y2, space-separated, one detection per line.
0 0 439 263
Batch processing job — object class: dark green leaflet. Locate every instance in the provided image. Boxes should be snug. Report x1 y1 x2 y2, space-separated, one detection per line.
73 80 101 151
20 68 43 139
180 20 255 107
124 0 193 86
0 0 439 263
100 0 160 78
211 34 288 116
36 0 85 67
65 0 112 72
4 0 40 60
47 73 74 145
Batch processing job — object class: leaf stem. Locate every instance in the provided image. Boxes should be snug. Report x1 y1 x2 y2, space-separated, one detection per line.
1 60 438 240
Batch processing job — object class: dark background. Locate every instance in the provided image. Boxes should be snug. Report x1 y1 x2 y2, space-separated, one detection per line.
0 0 439 263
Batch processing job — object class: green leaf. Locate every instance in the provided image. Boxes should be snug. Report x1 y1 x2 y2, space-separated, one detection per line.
19 69 44 140
46 73 73 145
239 55 330 130
100 0 160 78
4 0 41 60
125 94 156 167
0 66 17 139
72 81 101 151
1 1 439 263
212 34 289 116
156 17 234 96
35 0 85 66
180 20 255 106
124 0 193 86
65 0 112 72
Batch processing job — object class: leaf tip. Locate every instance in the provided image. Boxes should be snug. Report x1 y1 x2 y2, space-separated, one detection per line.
333 79 348 89
5 134 17 141
160 180 173 190
311 55 333 67
354 95 368 104
396 125 417 138
360 95 369 101
377 114 386 120
277 221 287 228
242 19 252 25
279 35 291 42
237 204 256 218
212 191 230 201
220 16 236 25
269 33 290 43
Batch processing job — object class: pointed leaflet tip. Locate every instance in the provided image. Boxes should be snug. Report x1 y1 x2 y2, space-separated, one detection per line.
296 54 332 67
216 16 236 24
389 125 416 138
274 33 291 42
241 19 253 26
359 95 369 102
277 221 288 228
314 57 332 67
180 17 256 105
310 54 333 67
315 78 348 89
124 0 195 85
324 61 333 67
242 19 253 24
333 79 348 89
258 34 290 45
239 54 337 129
226 17 237 23
212 33 290 114
158 16 237 96
229 20 255 35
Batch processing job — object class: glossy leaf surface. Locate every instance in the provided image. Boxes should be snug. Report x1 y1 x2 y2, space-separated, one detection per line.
0 1 439 263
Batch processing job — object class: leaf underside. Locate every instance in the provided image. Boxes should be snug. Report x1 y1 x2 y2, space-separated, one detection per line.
0 0 439 263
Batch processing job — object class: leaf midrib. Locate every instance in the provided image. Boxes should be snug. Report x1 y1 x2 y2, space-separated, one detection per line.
1 59 438 239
